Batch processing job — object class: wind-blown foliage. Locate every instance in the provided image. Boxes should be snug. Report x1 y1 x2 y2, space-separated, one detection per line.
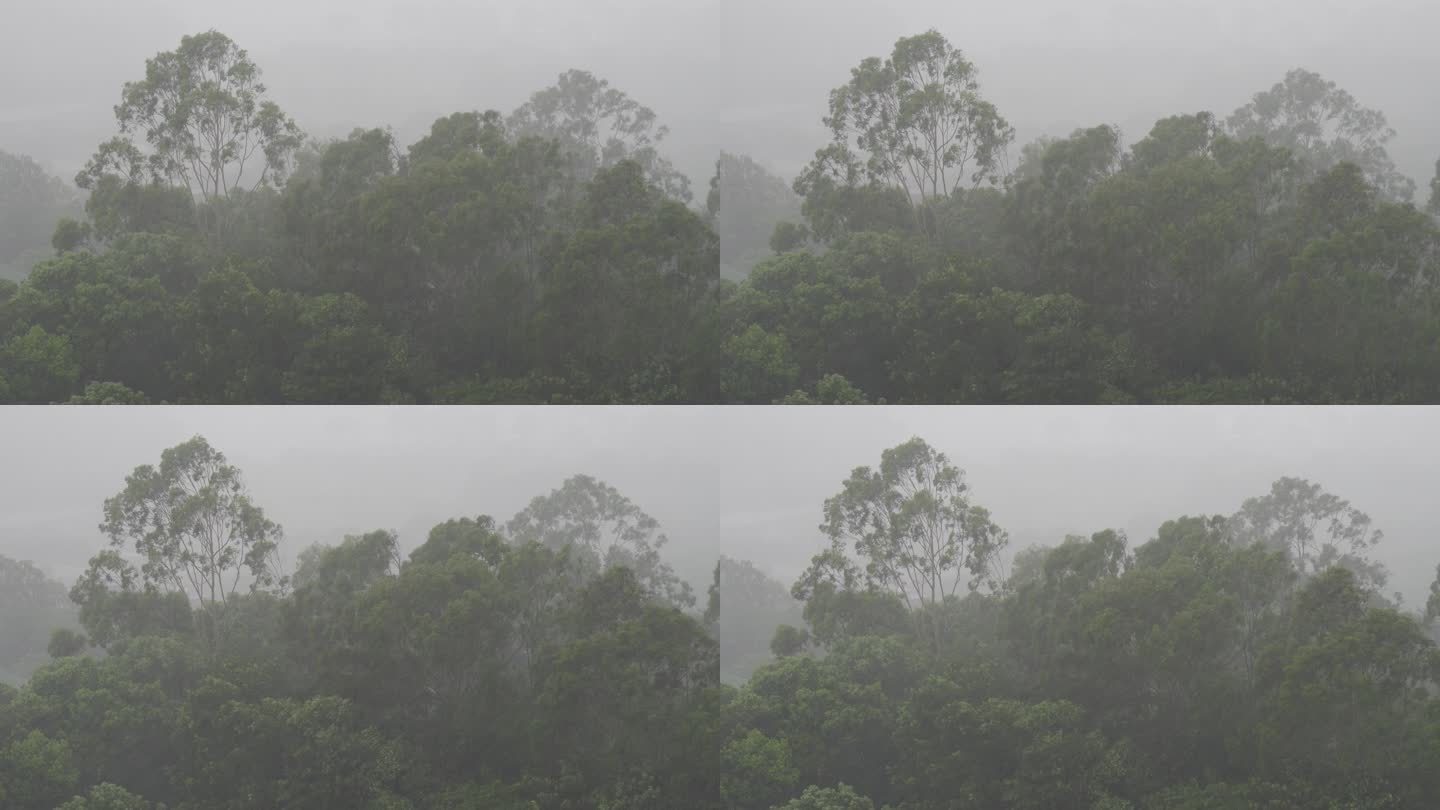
719 30 1440 405
720 438 1440 809
10 25 1440 403
0 440 721 809
0 29 717 405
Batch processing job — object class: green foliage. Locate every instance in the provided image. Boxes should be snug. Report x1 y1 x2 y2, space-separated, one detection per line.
772 783 875 810
0 730 79 810
78 30 303 209
800 29 1014 229
721 324 799 404
66 382 150 405
1 30 718 405
716 33 1440 404
0 325 79 403
47 629 88 659
508 68 691 203
722 445 1440 809
721 729 801 808
96 436 285 619
0 444 722 810
770 625 810 658
777 374 872 405
798 437 1008 654
1225 68 1413 201
1230 476 1384 584
770 220 813 254
56 783 154 810
507 474 694 608
12 27 1440 402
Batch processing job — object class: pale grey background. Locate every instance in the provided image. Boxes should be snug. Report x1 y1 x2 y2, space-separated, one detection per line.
0 407 720 599
6 0 1437 198
716 407 1440 610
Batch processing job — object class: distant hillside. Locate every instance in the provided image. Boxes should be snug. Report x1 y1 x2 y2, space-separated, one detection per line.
0 149 84 280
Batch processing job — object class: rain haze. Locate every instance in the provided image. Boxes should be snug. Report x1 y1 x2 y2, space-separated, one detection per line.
2 0 728 190
717 407 1440 610
17 1 1439 192
715 0 1440 186
0 406 720 596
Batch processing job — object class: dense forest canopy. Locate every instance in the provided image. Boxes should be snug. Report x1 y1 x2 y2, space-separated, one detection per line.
716 30 1440 405
7 424 1440 807
0 435 721 809
0 29 720 405
6 26 1440 402
718 436 1440 809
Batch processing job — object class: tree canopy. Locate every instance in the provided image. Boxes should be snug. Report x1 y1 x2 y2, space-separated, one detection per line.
0 438 721 809
718 437 1440 809
0 29 718 405
7 25 1440 403
717 30 1440 405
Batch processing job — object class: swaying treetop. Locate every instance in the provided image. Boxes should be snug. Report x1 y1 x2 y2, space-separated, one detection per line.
508 68 692 202
1228 476 1383 581
801 29 1015 210
94 434 286 611
77 30 303 203
1226 67 1414 202
506 474 694 608
798 437 1009 616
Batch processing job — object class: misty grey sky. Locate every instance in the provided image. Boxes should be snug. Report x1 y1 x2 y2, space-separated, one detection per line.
7 0 1438 202
2 0 727 192
0 407 719 597
716 407 1440 611
5 406 1439 612
715 0 1440 187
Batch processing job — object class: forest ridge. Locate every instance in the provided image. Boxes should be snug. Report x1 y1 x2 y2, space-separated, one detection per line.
716 437 1440 809
0 435 721 808
4 28 1440 403
7 434 1440 807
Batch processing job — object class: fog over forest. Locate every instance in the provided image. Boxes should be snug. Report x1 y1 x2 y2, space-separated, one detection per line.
10 0 1440 195
7 406 1435 637
6 408 1440 807
713 408 1440 808
7 0 1440 403
0 408 726 808
3 0 728 190
0 407 720 595
717 407 1440 609
717 0 1440 186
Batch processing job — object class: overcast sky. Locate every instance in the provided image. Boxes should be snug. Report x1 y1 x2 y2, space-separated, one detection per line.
2 0 728 191
8 407 1437 611
716 407 1440 611
0 407 719 596
4 0 1437 199
715 0 1440 185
